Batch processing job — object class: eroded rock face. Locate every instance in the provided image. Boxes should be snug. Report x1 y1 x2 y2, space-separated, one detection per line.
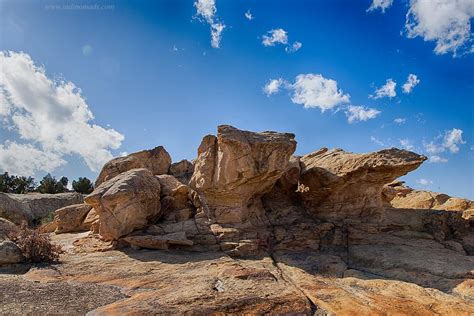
85 169 162 241
95 146 171 186
169 159 194 184
298 148 427 221
190 125 297 224
0 192 84 225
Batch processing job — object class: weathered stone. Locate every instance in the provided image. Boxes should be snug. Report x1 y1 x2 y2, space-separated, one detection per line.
0 192 84 225
123 232 193 249
156 175 191 211
0 218 16 240
95 146 171 186
169 159 194 184
299 148 427 221
0 240 24 264
54 204 93 234
85 168 161 241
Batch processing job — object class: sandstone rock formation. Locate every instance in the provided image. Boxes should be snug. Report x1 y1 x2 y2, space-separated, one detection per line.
95 146 171 186
299 148 427 221
53 204 95 234
0 192 84 225
85 168 162 241
1 125 473 315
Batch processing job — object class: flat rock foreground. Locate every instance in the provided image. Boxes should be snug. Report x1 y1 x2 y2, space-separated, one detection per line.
1 125 473 315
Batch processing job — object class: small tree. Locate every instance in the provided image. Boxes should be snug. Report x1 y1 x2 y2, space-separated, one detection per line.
0 172 36 193
37 174 68 194
72 177 94 194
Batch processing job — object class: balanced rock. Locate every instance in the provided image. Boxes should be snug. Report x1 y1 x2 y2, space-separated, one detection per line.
190 125 296 224
95 146 171 186
299 148 427 221
0 240 24 264
85 168 162 241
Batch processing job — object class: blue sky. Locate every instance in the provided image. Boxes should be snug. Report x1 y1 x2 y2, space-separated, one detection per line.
0 0 473 198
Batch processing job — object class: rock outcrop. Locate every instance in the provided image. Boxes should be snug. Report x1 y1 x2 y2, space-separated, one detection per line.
53 204 95 234
95 146 171 186
298 148 427 221
85 168 162 241
0 192 84 225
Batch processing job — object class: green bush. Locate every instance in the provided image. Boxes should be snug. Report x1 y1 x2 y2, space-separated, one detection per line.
72 177 94 194
37 174 69 194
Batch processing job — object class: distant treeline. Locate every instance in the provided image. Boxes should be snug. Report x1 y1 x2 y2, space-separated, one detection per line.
0 172 94 194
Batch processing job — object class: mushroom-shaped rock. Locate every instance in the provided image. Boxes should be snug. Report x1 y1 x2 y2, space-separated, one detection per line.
85 168 162 241
299 148 427 221
190 125 297 224
95 146 171 186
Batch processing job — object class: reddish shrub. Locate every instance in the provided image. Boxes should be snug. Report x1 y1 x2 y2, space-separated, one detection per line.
7 223 63 263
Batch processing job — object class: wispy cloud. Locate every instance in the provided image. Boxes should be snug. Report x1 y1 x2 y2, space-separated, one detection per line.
370 79 397 99
402 74 420 93
367 0 393 13
417 178 432 186
262 29 288 46
263 78 285 96
346 105 381 123
194 0 225 48
285 41 302 53
394 118 406 124
244 9 253 20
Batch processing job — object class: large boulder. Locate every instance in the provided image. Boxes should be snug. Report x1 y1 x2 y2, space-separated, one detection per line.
0 218 16 240
54 204 94 234
0 240 24 264
190 125 296 224
169 159 194 184
299 148 427 221
0 192 84 225
95 146 171 186
85 168 162 241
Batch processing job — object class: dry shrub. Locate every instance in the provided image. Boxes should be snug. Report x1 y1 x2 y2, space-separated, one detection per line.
7 223 63 263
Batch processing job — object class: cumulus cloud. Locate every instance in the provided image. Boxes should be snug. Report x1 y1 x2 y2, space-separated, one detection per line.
289 74 351 112
0 51 124 175
399 138 415 151
370 79 397 99
285 41 302 53
262 29 288 46
194 0 225 48
367 0 394 13
346 105 381 123
424 128 466 156
263 78 285 96
394 117 406 124
405 0 474 56
402 74 420 93
416 178 432 186
429 155 448 163
245 9 253 20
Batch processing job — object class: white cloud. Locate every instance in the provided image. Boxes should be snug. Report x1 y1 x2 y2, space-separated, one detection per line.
402 74 420 93
405 0 474 56
285 41 302 53
263 78 284 96
194 0 225 49
367 0 394 13
443 128 465 153
417 178 433 186
429 155 448 163
423 128 466 155
210 23 225 48
262 29 288 46
0 51 124 175
0 141 66 176
245 9 253 20
399 138 415 151
370 79 397 99
346 105 381 123
289 74 350 112
394 117 406 124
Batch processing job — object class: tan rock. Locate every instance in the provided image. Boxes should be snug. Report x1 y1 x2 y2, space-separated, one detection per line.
85 168 162 241
54 204 93 234
299 148 426 221
123 231 193 249
95 146 171 186
0 240 24 264
169 159 194 184
0 192 84 225
156 174 190 211
0 218 16 240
